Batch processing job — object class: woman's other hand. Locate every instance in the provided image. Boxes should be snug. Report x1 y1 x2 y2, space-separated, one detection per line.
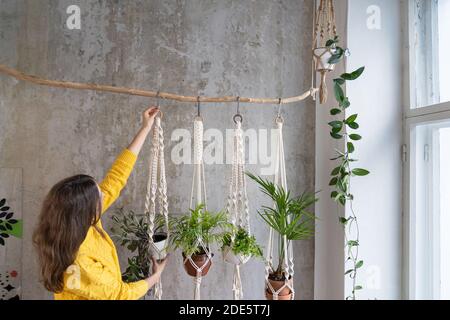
142 106 160 131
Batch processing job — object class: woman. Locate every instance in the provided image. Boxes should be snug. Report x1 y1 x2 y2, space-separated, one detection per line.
33 106 167 300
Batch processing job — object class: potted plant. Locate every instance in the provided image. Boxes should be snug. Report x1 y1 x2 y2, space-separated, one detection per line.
111 209 168 282
169 204 231 277
247 173 318 300
221 227 263 265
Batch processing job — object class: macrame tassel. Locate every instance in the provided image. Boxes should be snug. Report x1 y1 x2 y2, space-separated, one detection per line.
154 279 162 300
194 274 202 300
232 265 243 300
319 71 328 104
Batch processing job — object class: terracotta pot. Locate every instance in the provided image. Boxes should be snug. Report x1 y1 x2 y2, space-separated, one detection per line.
266 274 292 297
265 290 293 301
149 232 168 260
221 246 250 265
182 250 213 277
313 47 337 72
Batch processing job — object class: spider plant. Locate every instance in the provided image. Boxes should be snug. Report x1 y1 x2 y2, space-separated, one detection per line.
247 173 318 280
168 204 231 257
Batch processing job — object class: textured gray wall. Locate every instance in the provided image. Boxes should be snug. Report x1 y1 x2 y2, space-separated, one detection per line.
0 0 315 300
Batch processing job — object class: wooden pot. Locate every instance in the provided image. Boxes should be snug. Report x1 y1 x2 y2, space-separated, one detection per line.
182 250 213 277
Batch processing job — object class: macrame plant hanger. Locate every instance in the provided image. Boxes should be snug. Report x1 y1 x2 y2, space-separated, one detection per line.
185 97 212 300
223 97 251 300
144 93 169 300
264 102 295 300
312 0 337 104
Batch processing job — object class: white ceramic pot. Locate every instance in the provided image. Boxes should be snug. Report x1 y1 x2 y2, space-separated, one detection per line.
149 233 168 260
222 245 250 265
313 47 337 72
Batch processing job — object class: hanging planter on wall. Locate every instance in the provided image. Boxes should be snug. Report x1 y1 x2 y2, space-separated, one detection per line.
111 112 170 300
220 102 263 299
247 110 318 301
168 102 230 300
312 0 342 104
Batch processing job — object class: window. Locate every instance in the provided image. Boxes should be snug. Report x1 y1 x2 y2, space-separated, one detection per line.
409 0 450 108
405 0 450 300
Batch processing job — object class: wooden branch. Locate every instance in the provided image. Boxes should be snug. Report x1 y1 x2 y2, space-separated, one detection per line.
0 64 317 104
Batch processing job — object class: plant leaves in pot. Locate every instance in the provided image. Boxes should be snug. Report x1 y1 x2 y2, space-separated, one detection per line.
169 204 231 278
247 173 318 300
221 227 263 265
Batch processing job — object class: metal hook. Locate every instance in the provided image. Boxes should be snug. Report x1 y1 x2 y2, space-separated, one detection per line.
197 96 201 117
233 96 243 124
276 98 283 123
156 90 161 107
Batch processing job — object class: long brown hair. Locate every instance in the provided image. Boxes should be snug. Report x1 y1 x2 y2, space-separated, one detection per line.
33 174 102 293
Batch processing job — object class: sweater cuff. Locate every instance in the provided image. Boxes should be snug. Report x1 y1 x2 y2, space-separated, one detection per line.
132 280 149 299
117 149 138 165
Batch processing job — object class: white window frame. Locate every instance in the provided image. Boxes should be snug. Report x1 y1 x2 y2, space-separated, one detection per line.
403 0 450 300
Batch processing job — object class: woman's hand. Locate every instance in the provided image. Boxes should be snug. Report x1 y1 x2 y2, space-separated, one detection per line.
142 106 160 131
144 256 169 290
127 106 160 156
151 256 168 277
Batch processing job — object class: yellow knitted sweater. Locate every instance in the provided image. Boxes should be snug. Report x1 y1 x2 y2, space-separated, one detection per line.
54 149 148 300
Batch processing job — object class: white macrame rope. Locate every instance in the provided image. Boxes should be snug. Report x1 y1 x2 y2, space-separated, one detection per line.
264 119 295 300
224 119 252 300
186 117 212 300
144 116 169 300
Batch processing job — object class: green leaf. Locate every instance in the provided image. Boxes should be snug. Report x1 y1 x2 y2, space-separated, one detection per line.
341 67 365 81
355 285 363 290
330 108 341 115
331 166 341 176
355 260 364 269
345 114 358 124
334 78 345 85
330 132 343 139
348 122 359 129
328 121 343 129
344 269 353 275
342 98 350 108
331 191 338 198
347 240 359 247
334 83 345 104
352 168 370 176
339 217 348 225
349 134 362 141
347 142 355 153
325 39 335 47
329 177 338 186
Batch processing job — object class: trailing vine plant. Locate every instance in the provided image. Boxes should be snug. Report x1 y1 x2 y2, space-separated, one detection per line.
325 37 369 300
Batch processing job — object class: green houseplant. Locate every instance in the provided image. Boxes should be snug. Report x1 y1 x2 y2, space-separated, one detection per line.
111 209 167 282
247 173 318 300
221 227 263 265
169 204 231 277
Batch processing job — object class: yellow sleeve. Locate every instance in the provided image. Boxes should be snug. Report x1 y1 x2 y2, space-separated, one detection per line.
64 254 149 300
99 149 137 214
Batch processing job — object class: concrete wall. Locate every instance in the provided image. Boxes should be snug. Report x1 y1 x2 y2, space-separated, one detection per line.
0 0 316 299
